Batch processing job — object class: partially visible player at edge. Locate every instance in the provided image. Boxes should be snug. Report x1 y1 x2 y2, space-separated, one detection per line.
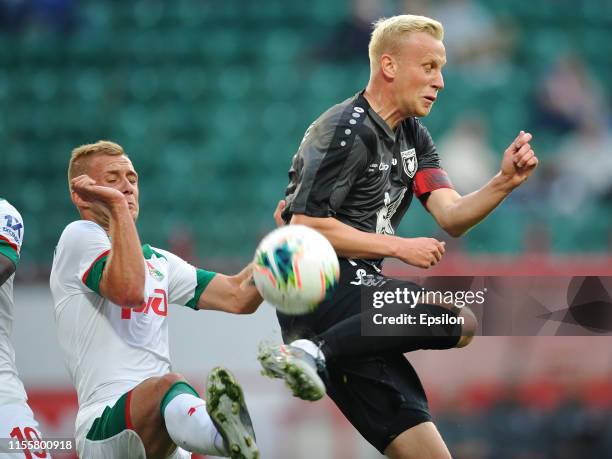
0 199 50 458
259 14 538 459
49 141 261 459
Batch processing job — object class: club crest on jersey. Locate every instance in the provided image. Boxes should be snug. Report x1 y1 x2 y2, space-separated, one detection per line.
146 261 164 281
400 148 417 178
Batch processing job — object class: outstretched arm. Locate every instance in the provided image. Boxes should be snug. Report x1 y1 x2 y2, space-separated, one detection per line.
292 214 446 269
194 200 294 314
426 131 538 237
197 264 262 314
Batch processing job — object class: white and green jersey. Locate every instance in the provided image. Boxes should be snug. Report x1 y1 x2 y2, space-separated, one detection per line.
49 220 216 415
0 198 27 404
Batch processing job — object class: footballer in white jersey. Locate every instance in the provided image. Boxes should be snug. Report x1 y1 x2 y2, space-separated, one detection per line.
51 220 214 441
50 141 262 459
0 199 50 458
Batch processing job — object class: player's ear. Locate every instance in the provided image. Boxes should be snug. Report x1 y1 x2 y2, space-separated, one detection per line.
380 54 397 79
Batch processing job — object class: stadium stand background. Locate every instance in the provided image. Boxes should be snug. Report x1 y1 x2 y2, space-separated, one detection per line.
1 0 611 458
1 0 611 273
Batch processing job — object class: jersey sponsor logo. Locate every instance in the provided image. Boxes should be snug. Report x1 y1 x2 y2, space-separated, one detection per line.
376 188 407 235
2 214 23 243
400 148 418 178
350 268 388 287
368 163 390 171
146 261 164 281
121 288 168 319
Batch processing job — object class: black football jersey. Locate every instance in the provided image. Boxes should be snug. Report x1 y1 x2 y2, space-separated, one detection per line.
283 91 452 236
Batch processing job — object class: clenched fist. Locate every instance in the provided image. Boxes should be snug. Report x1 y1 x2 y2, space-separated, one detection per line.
396 237 446 269
500 130 539 188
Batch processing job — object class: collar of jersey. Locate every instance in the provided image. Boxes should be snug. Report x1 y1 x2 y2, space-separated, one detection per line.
142 244 166 260
356 90 396 141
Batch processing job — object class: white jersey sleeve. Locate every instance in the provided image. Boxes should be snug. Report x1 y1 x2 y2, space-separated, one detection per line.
153 248 216 309
0 200 24 267
52 220 111 299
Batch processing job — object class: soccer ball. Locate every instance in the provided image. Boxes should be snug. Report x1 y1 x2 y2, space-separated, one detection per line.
253 225 340 315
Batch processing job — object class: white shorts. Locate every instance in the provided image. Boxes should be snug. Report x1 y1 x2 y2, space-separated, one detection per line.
0 402 51 458
77 400 189 459
81 430 190 459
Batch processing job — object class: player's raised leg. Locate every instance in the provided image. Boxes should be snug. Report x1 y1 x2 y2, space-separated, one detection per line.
258 342 326 401
206 367 258 458
259 277 477 403
128 371 257 459
82 370 257 459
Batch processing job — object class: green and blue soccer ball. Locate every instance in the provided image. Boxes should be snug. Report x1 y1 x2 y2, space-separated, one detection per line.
253 225 340 315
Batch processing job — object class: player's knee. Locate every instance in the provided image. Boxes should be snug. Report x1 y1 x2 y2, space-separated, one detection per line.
455 306 477 348
131 372 188 427
157 372 186 394
385 422 452 459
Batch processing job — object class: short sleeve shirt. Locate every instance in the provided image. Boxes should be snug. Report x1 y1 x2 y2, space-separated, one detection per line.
50 220 216 412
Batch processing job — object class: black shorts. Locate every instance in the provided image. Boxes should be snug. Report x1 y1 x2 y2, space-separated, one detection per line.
277 258 456 453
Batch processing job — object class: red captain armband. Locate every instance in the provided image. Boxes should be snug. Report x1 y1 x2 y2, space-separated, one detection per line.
413 168 454 201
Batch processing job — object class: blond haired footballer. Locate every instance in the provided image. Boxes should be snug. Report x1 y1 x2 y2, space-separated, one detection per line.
260 15 538 459
50 141 261 459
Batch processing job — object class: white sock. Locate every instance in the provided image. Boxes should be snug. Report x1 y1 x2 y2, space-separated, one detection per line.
163 393 228 456
290 338 326 362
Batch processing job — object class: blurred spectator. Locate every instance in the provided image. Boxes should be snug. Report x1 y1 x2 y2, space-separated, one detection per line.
436 114 497 195
0 0 29 30
400 0 431 17
428 0 514 84
315 0 387 64
0 0 76 33
548 399 609 459
438 395 612 459
532 54 608 137
168 226 198 265
549 119 612 215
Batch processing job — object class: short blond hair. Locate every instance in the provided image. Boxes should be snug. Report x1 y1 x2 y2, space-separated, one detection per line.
68 140 127 190
368 15 444 70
